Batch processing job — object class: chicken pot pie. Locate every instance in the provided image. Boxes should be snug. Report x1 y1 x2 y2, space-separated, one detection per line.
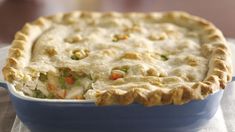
2 11 232 106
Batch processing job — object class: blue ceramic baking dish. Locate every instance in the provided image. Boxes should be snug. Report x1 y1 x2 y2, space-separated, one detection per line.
0 78 234 132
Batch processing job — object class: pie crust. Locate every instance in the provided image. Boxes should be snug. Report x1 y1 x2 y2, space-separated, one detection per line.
2 11 232 106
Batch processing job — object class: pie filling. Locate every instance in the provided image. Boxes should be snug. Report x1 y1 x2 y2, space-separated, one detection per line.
33 68 90 99
15 17 209 100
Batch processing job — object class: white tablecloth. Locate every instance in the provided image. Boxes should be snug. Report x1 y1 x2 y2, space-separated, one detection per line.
0 39 234 132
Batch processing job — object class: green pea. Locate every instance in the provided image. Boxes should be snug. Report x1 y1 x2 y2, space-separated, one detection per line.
71 54 79 60
59 77 67 89
33 89 46 98
48 93 55 99
160 55 168 61
39 73 47 82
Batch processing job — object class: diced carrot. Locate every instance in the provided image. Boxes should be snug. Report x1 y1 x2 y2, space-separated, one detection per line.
110 72 124 80
64 76 75 85
75 95 84 100
47 83 56 92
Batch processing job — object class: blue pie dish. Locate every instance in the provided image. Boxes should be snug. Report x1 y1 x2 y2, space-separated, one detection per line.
0 79 234 132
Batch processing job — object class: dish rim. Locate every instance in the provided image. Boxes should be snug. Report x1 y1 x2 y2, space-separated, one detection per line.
1 81 230 104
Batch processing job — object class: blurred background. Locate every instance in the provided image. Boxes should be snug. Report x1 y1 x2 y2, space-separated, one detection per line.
0 0 234 44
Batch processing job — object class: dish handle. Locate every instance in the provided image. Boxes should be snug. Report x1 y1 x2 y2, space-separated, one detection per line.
232 76 235 82
0 80 8 90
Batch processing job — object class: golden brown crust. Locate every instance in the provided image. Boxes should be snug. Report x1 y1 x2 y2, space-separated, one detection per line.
2 11 232 106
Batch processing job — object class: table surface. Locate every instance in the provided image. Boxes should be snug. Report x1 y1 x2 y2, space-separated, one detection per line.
1 40 235 132
0 46 15 132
